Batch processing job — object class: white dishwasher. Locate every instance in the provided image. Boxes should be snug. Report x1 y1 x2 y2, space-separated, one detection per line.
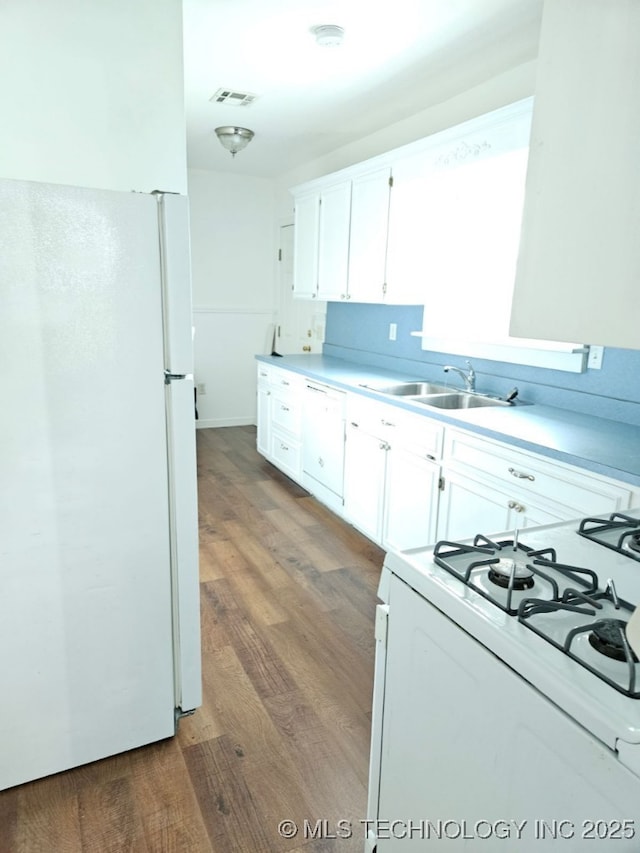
302 380 346 513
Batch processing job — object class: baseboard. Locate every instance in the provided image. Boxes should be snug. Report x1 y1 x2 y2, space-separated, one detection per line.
196 418 256 429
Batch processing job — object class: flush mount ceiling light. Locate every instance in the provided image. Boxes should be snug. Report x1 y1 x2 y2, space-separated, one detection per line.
214 126 254 158
311 24 345 47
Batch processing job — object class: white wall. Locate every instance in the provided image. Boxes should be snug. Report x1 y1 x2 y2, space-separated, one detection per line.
0 0 187 194
275 60 537 217
188 60 537 429
188 168 277 428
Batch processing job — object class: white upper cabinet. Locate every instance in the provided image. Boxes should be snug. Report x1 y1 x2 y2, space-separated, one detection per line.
292 190 321 299
292 179 351 300
347 166 392 303
510 0 640 349
316 180 352 301
291 99 534 312
292 169 392 303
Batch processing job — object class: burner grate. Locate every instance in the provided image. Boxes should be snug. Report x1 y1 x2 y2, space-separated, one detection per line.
578 512 640 562
518 586 640 698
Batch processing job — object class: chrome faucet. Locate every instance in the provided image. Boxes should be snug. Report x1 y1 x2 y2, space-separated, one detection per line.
443 360 476 392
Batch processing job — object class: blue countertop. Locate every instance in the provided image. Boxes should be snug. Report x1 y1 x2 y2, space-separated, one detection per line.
257 354 640 488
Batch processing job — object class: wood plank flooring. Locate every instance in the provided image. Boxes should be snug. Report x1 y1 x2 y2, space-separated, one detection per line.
0 426 384 852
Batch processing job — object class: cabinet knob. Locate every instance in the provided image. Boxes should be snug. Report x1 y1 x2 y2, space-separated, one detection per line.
508 500 525 513
302 345 311 352
508 466 535 481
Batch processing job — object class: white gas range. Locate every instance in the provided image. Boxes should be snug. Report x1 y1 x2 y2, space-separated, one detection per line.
366 512 640 852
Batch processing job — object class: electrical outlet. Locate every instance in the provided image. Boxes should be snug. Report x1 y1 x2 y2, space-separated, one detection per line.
196 383 206 396
587 346 604 370
389 323 397 341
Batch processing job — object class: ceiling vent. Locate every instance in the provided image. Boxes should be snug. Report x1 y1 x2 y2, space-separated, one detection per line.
210 89 258 107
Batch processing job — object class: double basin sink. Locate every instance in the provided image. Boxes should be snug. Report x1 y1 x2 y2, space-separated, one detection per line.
364 381 513 410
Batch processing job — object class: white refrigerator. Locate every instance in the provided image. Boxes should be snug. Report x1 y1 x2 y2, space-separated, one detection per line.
0 178 202 790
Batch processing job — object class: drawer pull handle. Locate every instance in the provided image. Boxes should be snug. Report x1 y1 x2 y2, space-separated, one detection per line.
350 421 359 428
425 453 436 461
381 419 396 427
281 443 289 451
281 405 290 412
379 442 390 451
318 457 324 467
508 500 525 513
282 380 290 386
508 467 535 482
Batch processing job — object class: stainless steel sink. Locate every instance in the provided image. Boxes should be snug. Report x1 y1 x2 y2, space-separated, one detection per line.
367 381 451 396
414 393 511 410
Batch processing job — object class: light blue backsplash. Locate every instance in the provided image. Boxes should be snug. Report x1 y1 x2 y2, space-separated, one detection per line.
323 303 640 426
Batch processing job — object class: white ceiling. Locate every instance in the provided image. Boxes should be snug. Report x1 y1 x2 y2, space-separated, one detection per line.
183 0 544 179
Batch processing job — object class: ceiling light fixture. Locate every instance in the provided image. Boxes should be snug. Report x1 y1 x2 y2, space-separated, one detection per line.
214 126 254 158
311 24 345 47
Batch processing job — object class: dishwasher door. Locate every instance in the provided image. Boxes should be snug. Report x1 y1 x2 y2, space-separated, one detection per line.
302 382 346 510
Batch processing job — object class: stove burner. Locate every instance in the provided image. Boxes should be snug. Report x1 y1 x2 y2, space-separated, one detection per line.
588 619 638 663
487 558 535 591
626 533 640 554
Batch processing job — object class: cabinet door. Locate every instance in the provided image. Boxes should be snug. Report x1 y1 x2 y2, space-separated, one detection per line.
347 167 391 303
256 384 271 457
292 191 320 298
343 424 387 543
437 468 562 543
510 0 640 349
383 447 440 551
316 181 352 301
385 151 444 304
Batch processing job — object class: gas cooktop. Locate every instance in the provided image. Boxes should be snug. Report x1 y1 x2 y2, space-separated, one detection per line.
433 514 640 699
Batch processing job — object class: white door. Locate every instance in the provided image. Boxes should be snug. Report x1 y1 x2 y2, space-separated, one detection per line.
0 179 176 790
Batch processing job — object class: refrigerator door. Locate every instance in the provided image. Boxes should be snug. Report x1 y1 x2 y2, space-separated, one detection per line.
0 179 176 790
157 191 202 714
165 376 202 712
157 193 194 375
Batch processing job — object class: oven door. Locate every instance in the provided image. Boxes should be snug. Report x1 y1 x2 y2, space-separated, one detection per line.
374 573 640 851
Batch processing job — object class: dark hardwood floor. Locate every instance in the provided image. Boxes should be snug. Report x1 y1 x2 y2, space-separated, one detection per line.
0 426 384 852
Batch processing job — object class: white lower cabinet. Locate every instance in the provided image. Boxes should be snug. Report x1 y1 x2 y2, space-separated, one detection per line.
383 445 441 551
256 367 272 458
437 467 561 542
343 395 443 551
437 428 636 541
257 366 638 550
255 364 304 484
343 424 388 542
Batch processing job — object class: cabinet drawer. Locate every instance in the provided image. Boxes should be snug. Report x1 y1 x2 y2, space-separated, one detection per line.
257 363 271 386
444 429 633 516
270 366 304 392
271 430 302 482
271 390 302 435
346 394 443 460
